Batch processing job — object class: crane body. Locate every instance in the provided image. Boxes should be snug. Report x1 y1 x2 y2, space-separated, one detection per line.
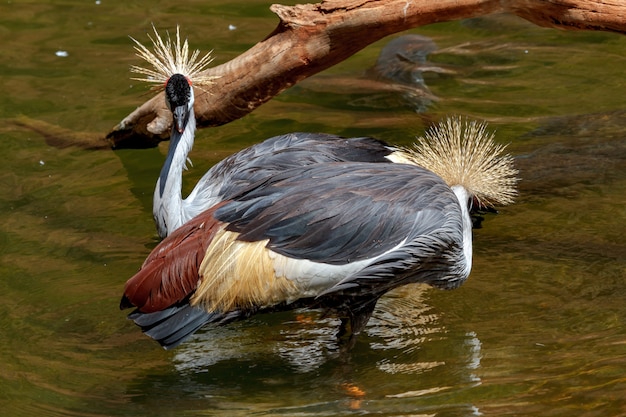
121 27 518 349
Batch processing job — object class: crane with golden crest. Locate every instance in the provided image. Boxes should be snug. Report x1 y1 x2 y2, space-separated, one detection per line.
121 26 519 349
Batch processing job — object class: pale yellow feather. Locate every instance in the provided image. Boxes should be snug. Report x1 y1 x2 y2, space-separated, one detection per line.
389 116 518 206
191 228 299 312
130 24 218 90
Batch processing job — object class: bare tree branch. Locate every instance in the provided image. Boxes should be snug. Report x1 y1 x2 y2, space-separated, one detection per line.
106 0 626 149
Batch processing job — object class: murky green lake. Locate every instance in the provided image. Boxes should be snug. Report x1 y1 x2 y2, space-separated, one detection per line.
1 2 624 416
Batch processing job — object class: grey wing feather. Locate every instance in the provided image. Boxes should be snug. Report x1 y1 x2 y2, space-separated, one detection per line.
192 132 394 207
215 162 460 266
321 206 466 298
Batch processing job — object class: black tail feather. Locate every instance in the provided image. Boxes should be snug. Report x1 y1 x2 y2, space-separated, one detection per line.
127 304 242 350
126 295 381 349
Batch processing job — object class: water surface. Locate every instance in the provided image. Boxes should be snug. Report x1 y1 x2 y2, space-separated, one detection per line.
0 2 624 416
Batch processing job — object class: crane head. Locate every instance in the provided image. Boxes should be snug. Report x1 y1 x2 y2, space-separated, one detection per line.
165 74 193 134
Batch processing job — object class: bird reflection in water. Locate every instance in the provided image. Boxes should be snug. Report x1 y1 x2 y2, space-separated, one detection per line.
171 283 481 380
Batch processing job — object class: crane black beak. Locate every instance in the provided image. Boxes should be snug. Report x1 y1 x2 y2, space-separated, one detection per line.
172 104 191 134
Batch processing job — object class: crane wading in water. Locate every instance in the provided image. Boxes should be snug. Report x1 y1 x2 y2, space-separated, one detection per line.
122 27 518 349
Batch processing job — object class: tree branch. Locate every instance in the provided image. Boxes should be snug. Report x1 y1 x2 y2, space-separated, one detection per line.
106 0 626 149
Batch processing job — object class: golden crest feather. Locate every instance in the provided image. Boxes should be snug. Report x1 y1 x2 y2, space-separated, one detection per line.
130 24 218 90
394 117 519 207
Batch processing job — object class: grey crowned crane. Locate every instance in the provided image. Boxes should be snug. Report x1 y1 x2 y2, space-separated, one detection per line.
131 26 408 238
121 119 518 348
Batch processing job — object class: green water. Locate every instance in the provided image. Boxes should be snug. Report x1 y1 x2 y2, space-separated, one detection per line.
1 2 624 416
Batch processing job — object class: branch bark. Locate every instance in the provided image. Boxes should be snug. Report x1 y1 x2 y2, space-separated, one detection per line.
106 0 626 149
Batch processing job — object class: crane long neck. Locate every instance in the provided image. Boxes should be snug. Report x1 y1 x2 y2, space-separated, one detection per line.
451 185 473 277
153 111 196 238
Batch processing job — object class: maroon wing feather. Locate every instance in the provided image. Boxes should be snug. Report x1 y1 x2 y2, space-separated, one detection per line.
121 202 228 313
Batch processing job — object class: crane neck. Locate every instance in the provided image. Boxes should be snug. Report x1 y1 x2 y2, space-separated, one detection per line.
153 108 196 238
451 185 473 278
